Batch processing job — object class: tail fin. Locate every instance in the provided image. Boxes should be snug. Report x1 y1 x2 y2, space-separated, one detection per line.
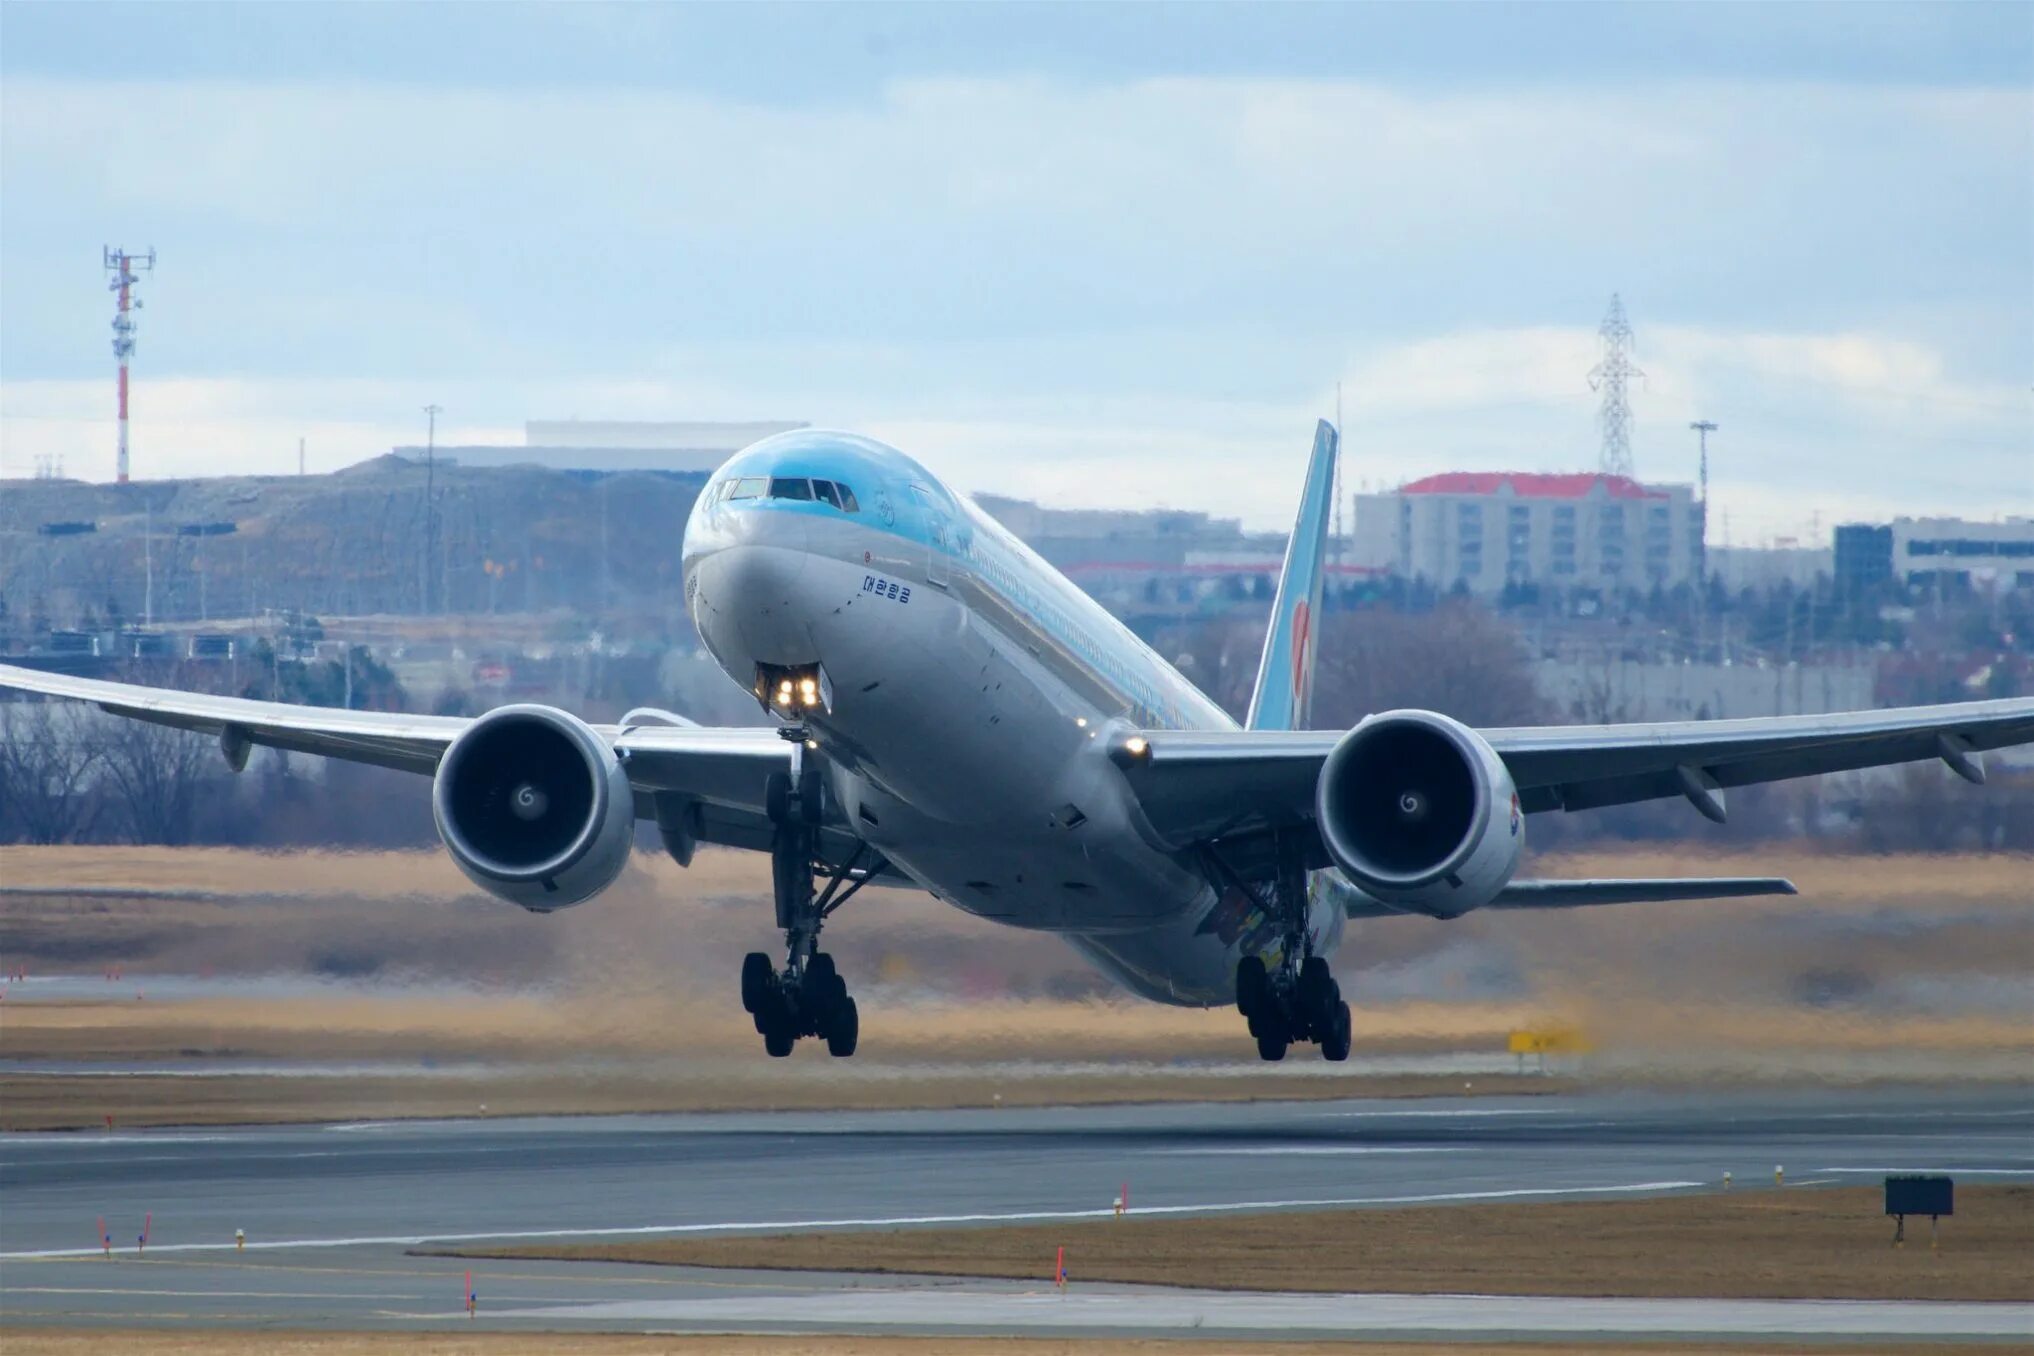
1246 419 1339 731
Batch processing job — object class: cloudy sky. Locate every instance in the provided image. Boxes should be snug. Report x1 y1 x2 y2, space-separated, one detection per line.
2 2 2029 537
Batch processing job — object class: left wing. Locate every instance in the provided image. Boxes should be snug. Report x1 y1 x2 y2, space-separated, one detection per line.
1118 697 2034 848
0 662 792 819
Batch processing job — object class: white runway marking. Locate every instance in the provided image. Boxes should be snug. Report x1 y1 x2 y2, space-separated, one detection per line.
499 1288 2034 1338
1817 1166 2034 1175
1155 1154 1472 1162
0 1179 1702 1261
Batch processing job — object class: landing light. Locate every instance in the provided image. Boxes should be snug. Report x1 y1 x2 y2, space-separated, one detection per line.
1124 736 1149 756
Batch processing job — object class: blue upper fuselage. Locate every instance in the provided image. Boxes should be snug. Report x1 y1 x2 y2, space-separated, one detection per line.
682 429 1234 733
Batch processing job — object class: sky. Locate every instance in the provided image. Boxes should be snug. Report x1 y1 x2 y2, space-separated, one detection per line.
2 1 2030 539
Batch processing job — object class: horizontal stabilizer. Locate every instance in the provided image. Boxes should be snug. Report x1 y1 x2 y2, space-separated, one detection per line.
1487 876 1796 910
1342 876 1796 919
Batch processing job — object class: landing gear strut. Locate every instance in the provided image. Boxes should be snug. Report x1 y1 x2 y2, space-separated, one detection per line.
1219 836 1351 1063
742 727 877 1058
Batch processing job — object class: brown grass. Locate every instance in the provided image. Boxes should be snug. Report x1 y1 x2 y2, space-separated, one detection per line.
0 1334 1959 1356
446 1186 2034 1304
3 845 2030 1129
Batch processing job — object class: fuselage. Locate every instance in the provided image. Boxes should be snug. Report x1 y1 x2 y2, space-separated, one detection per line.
682 429 1344 1004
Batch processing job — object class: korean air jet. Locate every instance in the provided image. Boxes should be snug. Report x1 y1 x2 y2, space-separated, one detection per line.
5 425 2031 1060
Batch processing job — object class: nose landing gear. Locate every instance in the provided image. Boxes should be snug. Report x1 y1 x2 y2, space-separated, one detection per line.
745 728 878 1058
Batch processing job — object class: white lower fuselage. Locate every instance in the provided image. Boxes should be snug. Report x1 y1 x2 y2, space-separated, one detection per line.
683 433 1344 1005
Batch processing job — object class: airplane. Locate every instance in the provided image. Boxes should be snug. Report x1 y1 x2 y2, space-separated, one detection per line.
4 423 2031 1061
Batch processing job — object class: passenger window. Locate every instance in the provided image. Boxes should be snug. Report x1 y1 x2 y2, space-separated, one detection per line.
770 477 814 501
812 480 843 509
729 477 766 500
836 484 860 513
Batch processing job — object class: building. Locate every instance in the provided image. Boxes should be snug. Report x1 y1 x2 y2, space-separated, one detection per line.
1352 472 1702 596
394 420 807 476
1833 523 1894 597
1890 516 2034 591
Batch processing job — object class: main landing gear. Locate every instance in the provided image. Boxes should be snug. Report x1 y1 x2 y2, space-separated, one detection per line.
742 729 878 1058
1219 838 1351 1063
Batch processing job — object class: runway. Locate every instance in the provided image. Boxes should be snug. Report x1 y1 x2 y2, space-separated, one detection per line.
2 1085 2030 1341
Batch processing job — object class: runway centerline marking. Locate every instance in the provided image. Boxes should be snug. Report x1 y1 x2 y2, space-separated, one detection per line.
0 1179 1703 1261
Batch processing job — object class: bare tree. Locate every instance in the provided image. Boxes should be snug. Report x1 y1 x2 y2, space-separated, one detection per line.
0 700 106 844
96 711 217 845
1313 599 1548 730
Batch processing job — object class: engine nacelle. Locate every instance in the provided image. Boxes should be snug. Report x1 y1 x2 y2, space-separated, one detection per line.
1314 710 1523 919
431 704 635 912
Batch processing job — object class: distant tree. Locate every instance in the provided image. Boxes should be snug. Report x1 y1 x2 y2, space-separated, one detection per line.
1312 598 1548 730
97 714 214 845
0 701 105 844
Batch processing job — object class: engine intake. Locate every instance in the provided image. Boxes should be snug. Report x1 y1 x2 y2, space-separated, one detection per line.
1314 710 1523 918
432 704 634 912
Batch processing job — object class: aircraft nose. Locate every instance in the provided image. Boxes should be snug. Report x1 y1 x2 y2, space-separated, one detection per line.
698 541 815 665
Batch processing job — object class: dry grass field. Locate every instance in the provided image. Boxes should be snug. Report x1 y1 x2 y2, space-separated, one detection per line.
450 1185 2034 1304
2 845 2029 1127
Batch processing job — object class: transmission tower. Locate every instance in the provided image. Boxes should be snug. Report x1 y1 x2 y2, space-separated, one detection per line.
104 246 156 484
1587 293 1641 479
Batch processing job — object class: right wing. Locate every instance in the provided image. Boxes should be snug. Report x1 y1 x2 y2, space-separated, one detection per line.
0 661 792 823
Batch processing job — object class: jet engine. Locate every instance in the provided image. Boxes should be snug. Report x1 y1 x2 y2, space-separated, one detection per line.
1314 710 1523 918
431 704 635 912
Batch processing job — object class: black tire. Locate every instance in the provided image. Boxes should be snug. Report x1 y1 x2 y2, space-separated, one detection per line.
763 1024 795 1057
1235 955 1268 1017
1256 1030 1289 1062
740 952 773 1014
806 952 837 990
765 772 791 825
826 996 859 1057
1322 1001 1352 1062
1298 955 1333 1012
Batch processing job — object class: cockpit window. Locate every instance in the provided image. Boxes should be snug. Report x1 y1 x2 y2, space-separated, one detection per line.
769 477 813 501
728 477 766 500
812 480 842 509
835 483 860 513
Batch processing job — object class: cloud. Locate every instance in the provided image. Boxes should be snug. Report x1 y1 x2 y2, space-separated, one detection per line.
1 69 2026 532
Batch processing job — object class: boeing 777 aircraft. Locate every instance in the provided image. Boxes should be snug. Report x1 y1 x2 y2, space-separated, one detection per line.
5 425 2031 1060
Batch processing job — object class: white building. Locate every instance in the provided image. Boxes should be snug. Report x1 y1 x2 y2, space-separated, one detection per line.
395 420 807 476
1353 472 1703 595
1891 516 2034 591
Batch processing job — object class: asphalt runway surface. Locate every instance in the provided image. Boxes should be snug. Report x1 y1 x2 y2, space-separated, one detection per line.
2 1085 2030 1342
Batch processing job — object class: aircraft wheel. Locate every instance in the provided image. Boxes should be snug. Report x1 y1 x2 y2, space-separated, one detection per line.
764 1008 793 1057
826 997 859 1058
1322 1001 1352 1062
1256 1030 1289 1061
1235 955 1268 1017
741 952 773 1014
1298 955 1334 1012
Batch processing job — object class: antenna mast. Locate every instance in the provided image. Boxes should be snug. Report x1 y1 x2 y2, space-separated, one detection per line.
1587 293 1641 480
1689 418 1717 588
104 246 156 484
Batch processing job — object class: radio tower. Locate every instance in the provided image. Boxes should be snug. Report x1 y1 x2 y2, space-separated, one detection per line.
1587 293 1640 480
104 246 156 484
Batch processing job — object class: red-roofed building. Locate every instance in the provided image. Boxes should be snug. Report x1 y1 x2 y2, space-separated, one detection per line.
1353 470 1702 595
